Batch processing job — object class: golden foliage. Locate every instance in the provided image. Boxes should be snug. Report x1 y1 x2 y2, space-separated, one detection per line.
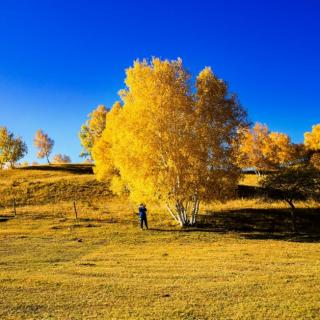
304 124 320 151
237 123 294 173
93 58 247 225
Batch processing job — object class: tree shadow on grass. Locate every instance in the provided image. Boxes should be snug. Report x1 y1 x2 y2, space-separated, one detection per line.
149 207 320 243
20 164 94 174
198 207 320 242
0 216 12 222
241 232 320 243
203 207 319 228
148 227 225 233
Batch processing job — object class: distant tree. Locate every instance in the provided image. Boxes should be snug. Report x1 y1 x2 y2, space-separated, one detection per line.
34 130 54 164
93 58 248 226
304 124 320 151
262 166 320 233
0 127 28 168
79 105 107 159
52 154 71 164
237 123 295 175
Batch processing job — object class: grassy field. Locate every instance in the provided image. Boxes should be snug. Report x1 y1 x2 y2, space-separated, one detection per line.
0 166 320 319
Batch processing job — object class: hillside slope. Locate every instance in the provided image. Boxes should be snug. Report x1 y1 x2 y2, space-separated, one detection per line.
0 164 111 208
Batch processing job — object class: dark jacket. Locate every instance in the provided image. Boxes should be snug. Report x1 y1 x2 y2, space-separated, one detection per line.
139 205 147 219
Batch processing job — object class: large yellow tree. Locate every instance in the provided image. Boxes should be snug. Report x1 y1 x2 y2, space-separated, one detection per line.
237 123 295 175
93 58 247 226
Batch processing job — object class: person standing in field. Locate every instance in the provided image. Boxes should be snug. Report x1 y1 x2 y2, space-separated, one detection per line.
139 203 148 230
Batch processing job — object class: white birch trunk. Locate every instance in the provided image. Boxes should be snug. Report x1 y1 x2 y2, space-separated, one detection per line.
191 197 200 225
166 199 200 227
194 199 200 224
165 203 180 223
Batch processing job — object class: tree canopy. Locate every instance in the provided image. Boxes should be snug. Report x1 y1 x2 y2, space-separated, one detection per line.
93 58 248 225
237 123 295 174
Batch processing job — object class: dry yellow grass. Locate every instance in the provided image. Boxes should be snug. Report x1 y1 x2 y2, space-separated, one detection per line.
0 166 320 319
202 198 320 212
1 209 320 319
238 173 262 187
0 164 110 208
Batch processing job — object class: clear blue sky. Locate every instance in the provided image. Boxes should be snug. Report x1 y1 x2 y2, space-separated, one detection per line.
0 0 319 163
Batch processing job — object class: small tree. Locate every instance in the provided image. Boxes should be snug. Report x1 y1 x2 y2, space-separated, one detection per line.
79 105 107 159
34 130 54 164
0 127 28 168
262 166 320 233
52 154 71 164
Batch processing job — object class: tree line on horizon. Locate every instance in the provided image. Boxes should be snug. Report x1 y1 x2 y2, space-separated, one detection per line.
0 128 71 168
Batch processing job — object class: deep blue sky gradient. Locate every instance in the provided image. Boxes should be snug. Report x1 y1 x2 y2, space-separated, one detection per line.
0 0 319 163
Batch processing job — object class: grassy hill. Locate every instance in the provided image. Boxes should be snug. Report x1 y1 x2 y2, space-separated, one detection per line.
0 164 110 207
0 164 166 224
1 165 319 231
0 165 320 319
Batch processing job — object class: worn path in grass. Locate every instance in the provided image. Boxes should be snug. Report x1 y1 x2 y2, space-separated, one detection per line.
1 215 320 320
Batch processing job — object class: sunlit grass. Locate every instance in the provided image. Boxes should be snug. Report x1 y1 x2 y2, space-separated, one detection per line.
202 198 320 212
239 173 262 186
1 206 320 319
0 165 320 319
